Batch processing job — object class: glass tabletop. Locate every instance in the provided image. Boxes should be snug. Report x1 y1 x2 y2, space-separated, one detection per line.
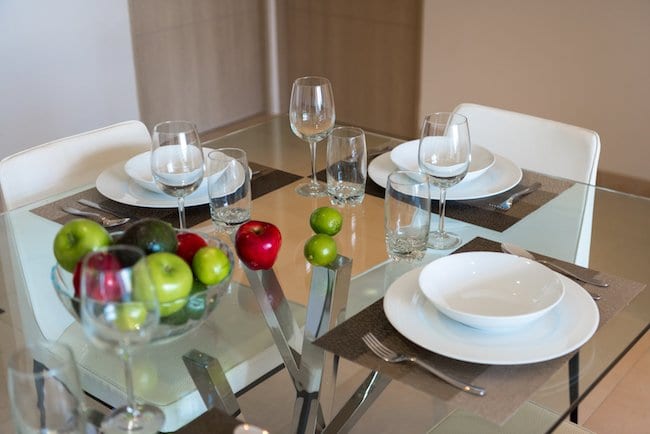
0 115 648 433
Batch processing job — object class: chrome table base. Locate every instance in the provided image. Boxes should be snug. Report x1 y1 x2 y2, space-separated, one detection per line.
183 255 387 433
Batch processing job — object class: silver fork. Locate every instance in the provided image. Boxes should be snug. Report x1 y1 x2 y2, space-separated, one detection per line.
361 333 486 396
62 207 130 228
488 182 542 211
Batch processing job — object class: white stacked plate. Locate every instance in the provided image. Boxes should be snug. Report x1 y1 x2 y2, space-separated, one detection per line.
383 252 599 364
123 149 212 194
390 140 496 183
96 149 250 208
368 140 523 200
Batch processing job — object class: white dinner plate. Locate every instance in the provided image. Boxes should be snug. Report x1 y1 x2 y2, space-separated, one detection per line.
383 267 599 365
390 140 495 183
368 151 522 200
96 162 210 208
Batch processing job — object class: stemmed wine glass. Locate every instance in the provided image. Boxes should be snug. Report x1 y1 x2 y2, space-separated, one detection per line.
418 112 471 249
80 245 164 434
151 120 204 228
289 76 336 197
8 341 87 434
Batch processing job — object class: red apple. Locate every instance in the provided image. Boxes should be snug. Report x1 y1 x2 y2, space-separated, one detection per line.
235 221 282 270
77 252 123 301
72 261 83 298
176 231 208 264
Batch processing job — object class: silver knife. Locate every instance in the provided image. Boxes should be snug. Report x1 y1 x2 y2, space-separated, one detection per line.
501 243 607 296
78 199 128 218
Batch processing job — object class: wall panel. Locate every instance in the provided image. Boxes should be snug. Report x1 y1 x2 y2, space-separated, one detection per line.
281 0 422 138
130 0 267 132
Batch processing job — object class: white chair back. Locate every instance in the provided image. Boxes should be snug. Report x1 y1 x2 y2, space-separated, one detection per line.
0 120 151 211
453 103 600 184
452 103 601 267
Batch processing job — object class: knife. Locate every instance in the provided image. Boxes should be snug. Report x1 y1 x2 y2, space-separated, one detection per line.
501 243 607 294
78 199 128 218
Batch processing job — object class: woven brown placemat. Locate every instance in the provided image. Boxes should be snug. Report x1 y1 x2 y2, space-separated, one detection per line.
30 163 301 230
363 169 573 232
314 237 646 425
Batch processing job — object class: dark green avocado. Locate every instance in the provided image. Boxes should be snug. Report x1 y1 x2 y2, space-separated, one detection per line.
117 218 178 254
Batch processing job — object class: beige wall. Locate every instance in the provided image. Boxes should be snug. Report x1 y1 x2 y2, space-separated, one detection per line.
419 0 650 186
128 0 649 194
129 0 268 133
279 0 422 138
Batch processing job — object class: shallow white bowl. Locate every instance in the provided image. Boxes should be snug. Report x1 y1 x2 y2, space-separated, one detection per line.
124 148 211 193
390 140 495 184
418 252 564 331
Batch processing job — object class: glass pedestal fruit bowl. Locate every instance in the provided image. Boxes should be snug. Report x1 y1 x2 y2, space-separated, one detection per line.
51 230 234 343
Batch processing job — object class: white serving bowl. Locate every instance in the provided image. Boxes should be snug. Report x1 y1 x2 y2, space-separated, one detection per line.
124 148 212 193
390 140 495 184
418 251 564 331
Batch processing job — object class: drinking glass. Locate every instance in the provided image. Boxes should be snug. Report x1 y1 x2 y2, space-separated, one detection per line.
8 341 86 434
326 126 367 206
384 170 431 261
289 76 336 197
80 245 163 434
418 112 471 249
207 148 251 234
151 120 204 229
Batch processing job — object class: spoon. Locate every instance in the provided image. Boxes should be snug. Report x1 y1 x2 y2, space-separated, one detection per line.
61 207 130 228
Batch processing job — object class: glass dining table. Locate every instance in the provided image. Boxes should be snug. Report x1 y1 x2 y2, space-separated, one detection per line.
0 115 648 433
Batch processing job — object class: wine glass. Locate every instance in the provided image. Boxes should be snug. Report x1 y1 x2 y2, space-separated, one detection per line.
80 245 164 434
7 341 87 434
418 112 471 249
151 120 204 229
289 76 336 197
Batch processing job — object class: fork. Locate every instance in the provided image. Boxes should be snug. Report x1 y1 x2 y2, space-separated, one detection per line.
361 333 486 396
62 207 130 228
488 182 542 211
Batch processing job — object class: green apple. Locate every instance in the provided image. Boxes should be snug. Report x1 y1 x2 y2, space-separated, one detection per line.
53 218 112 272
114 302 148 332
145 252 193 317
192 246 231 286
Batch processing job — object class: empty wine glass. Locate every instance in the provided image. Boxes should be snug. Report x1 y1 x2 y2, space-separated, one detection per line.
418 112 471 249
151 120 204 229
8 341 87 434
80 245 163 434
289 76 336 197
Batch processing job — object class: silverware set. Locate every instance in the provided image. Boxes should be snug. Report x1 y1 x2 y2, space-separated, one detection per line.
62 199 131 228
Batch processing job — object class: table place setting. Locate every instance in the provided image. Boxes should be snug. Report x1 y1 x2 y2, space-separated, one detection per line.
29 161 301 230
365 138 574 233
313 237 647 425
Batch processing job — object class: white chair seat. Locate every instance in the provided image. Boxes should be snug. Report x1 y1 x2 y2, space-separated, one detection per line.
0 120 151 211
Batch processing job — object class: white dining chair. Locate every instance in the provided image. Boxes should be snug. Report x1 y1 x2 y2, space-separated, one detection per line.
0 120 151 211
453 103 601 267
453 103 600 185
